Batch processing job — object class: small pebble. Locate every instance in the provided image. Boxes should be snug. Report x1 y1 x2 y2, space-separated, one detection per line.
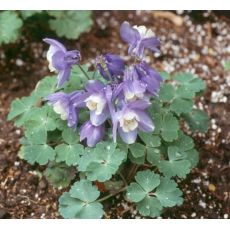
191 212 196 218
208 183 216 192
199 200 207 209
15 59 24 66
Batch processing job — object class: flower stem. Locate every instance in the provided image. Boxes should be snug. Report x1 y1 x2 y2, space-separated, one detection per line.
127 163 140 183
78 65 90 80
93 69 97 79
97 187 127 203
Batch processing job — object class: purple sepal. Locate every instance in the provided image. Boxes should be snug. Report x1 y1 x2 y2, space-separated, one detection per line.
46 91 85 129
96 53 125 81
80 120 105 147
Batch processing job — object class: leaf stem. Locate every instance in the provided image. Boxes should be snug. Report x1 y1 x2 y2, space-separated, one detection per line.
119 172 128 187
78 65 90 80
97 187 127 203
127 164 140 183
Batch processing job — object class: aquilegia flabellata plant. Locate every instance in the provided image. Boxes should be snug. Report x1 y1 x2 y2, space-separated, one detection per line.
8 21 209 219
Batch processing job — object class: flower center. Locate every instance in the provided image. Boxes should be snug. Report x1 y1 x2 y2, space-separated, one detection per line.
53 101 68 120
125 91 144 102
85 95 106 115
133 25 154 38
120 111 139 132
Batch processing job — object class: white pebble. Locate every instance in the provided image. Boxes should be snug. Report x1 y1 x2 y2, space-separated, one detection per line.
199 200 207 209
16 59 24 66
191 212 196 217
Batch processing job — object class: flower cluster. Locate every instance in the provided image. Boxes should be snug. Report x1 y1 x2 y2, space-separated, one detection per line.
45 21 162 147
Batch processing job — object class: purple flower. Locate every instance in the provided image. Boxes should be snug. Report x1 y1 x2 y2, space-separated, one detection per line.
80 120 105 147
113 66 148 102
114 63 162 101
120 21 160 59
43 38 81 88
105 88 155 144
135 61 163 96
84 80 109 126
46 91 86 128
96 54 125 81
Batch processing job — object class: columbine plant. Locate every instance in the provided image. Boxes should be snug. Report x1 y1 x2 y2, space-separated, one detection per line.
8 21 209 219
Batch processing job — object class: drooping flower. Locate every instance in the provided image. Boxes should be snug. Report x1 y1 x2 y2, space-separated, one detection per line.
120 21 160 59
43 38 81 87
135 61 163 96
96 53 125 81
80 120 105 147
84 80 109 126
46 91 86 128
105 90 155 144
113 66 148 102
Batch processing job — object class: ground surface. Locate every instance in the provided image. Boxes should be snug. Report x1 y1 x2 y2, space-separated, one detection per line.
0 11 230 219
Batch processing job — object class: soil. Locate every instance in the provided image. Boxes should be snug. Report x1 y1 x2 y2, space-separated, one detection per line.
0 10 230 219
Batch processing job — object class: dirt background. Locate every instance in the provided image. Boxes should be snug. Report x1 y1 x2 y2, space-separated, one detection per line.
0 11 230 219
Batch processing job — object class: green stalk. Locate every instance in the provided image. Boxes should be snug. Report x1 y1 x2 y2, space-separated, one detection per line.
78 65 90 80
97 187 127 202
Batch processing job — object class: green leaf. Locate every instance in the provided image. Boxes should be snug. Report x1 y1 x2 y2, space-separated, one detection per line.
59 180 104 219
128 153 145 165
62 128 80 144
139 132 161 148
155 177 183 207
55 143 84 166
129 143 146 158
7 94 37 122
176 86 195 99
44 162 76 188
186 149 199 168
137 196 162 218
0 11 23 44
158 146 191 178
183 109 209 133
70 180 100 202
48 11 92 39
170 97 193 115
127 170 160 202
172 131 194 151
33 76 57 99
127 170 183 217
59 193 84 218
159 84 175 101
170 132 199 168
23 144 55 165
25 106 57 132
78 142 126 182
135 170 160 193
173 73 205 93
146 147 161 166
126 183 147 202
159 82 194 115
25 128 47 145
160 113 179 142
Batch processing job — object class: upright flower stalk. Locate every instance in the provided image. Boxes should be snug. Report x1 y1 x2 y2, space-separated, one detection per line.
44 21 163 147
